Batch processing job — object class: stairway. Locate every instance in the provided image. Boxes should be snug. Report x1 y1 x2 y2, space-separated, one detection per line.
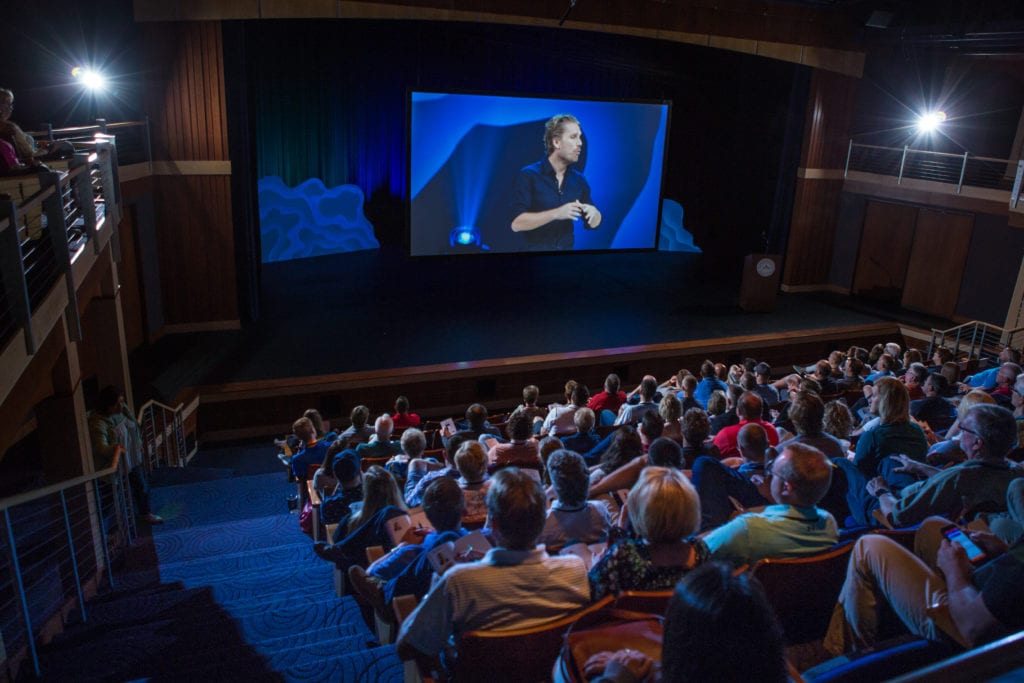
33 471 404 682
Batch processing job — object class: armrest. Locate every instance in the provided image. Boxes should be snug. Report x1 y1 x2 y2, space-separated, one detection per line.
366 545 386 565
393 594 419 626
307 480 323 507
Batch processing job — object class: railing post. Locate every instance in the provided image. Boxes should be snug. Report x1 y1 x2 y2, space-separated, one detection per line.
0 199 36 355
897 145 908 185
69 153 100 254
970 323 980 359
60 489 88 623
93 478 115 590
957 152 968 195
844 139 853 178
4 509 41 677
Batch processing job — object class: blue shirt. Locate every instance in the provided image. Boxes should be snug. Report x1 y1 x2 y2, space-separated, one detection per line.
372 528 467 603
965 366 1000 390
291 440 332 479
510 158 593 251
694 378 729 410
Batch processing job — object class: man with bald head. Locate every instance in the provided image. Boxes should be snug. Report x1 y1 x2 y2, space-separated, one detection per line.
355 414 402 460
697 442 838 566
692 423 774 530
711 391 780 459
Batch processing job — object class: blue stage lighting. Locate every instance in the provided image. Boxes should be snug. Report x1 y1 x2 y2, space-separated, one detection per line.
448 225 489 251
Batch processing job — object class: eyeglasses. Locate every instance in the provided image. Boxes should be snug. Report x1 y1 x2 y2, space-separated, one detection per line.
960 424 981 438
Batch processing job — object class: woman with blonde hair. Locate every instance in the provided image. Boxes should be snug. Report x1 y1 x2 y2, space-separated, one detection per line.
659 393 683 443
588 467 701 599
853 377 928 480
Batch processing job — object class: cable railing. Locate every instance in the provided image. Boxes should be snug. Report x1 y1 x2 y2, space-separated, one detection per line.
0 447 136 679
24 119 151 168
927 320 1009 364
0 136 120 356
138 399 192 471
845 141 1017 196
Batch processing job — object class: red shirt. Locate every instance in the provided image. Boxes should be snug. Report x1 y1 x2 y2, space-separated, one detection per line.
712 419 780 460
392 412 421 429
588 390 627 416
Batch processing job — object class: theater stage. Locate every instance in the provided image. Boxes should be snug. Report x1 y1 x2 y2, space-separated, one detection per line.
135 247 948 441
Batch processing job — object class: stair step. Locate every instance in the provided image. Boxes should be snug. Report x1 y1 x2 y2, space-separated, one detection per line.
153 513 308 563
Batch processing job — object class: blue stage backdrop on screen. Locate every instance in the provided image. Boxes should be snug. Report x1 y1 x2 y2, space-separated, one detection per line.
409 91 671 256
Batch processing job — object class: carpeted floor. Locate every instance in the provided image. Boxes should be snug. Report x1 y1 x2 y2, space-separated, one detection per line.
35 455 403 682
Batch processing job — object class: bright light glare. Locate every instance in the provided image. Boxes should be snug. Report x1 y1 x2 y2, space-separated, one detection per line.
916 110 947 133
72 67 107 92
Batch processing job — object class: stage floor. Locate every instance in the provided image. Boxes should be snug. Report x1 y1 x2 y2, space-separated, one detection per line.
135 247 951 404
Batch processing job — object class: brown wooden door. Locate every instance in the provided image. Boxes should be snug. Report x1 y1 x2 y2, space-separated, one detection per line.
901 209 973 319
852 200 917 302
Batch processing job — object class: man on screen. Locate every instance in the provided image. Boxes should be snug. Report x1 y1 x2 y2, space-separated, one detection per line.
510 114 602 251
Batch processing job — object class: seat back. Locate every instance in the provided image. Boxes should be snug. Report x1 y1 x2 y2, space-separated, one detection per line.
750 542 854 645
452 595 614 683
611 590 673 616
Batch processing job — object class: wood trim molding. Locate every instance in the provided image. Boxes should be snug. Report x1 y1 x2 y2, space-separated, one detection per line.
150 160 232 176
133 1 865 77
780 283 851 295
161 320 242 333
797 168 846 180
843 171 1011 215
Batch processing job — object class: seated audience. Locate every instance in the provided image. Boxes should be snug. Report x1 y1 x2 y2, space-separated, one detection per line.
753 362 780 411
837 357 865 392
355 414 402 460
587 437 685 499
383 427 427 480
658 394 683 443
288 416 333 480
585 562 787 683
902 362 928 401
405 430 475 507
588 373 627 426
349 477 467 614
926 389 995 467
538 450 612 553
486 412 542 474
314 465 408 564
396 469 590 663
694 359 728 409
910 373 957 432
692 423 772 530
510 384 547 422
338 405 374 445
615 376 660 425
589 426 644 487
696 443 838 566
709 385 741 435
681 407 720 467
638 410 664 451
959 346 1020 391
454 441 490 520
848 404 1024 529
712 391 780 459
543 382 590 436
452 403 502 441
561 408 599 455
391 395 421 429
822 400 854 453
319 451 363 525
811 359 840 395
853 377 928 481
825 515 1024 655
777 391 846 460
589 467 701 599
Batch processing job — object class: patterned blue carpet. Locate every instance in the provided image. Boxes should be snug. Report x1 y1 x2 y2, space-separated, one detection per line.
36 470 403 682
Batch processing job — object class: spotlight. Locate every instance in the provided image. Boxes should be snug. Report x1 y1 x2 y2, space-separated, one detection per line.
73 67 107 93
448 225 489 251
916 110 947 134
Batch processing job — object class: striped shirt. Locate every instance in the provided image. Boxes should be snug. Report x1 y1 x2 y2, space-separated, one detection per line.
397 546 589 656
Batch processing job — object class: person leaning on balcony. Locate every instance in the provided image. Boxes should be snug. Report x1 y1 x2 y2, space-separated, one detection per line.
88 386 163 525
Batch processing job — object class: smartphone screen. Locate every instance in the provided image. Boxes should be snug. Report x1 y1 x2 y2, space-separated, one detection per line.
942 524 987 564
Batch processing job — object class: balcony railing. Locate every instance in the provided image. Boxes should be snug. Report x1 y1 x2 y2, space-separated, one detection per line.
0 447 136 678
844 141 1017 196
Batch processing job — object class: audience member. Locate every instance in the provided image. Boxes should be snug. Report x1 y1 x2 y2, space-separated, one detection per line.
658 393 683 443
561 408 599 455
391 395 421 429
589 467 701 599
486 412 542 474
910 373 957 432
585 563 787 683
314 466 408 566
753 362 780 410
453 441 491 520
696 443 837 566
777 391 846 460
902 362 928 401
355 414 402 459
510 384 547 422
588 374 627 426
396 469 589 663
288 416 333 480
959 346 1020 391
586 437 685 499
339 405 374 444
681 407 719 467
349 477 467 615
709 385 742 435
852 377 928 481
822 400 854 452
538 450 612 553
614 376 660 425
712 391 780 459
320 451 363 527
694 360 729 409
543 382 590 436
589 426 644 487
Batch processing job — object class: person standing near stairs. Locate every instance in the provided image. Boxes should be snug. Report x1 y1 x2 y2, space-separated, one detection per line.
88 386 163 525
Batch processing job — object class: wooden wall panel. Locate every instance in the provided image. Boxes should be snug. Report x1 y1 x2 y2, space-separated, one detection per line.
852 201 917 301
117 207 146 351
782 177 844 286
141 21 238 327
800 69 858 170
154 175 237 324
902 209 974 319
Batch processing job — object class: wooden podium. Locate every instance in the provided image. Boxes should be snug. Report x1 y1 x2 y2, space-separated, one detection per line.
739 253 781 312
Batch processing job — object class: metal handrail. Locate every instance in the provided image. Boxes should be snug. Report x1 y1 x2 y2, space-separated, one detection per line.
137 399 190 470
1 445 135 678
845 141 1015 197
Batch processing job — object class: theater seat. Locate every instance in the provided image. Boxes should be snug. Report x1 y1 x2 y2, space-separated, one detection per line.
611 590 673 616
749 541 854 645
